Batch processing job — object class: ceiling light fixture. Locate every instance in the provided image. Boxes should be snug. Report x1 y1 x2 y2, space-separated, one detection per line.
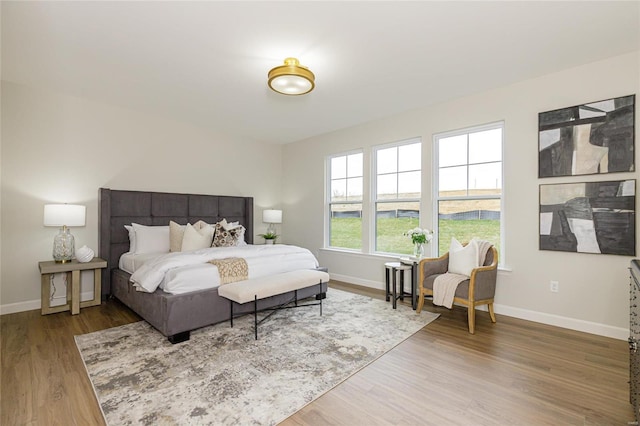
268 57 315 96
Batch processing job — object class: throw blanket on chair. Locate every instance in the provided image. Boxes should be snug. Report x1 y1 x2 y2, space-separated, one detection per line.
433 273 469 308
433 239 493 309
208 257 248 285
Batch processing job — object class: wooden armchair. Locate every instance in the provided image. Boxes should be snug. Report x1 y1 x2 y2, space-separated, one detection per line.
416 245 498 334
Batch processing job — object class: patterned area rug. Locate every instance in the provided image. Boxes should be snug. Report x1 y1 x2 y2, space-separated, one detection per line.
75 288 439 425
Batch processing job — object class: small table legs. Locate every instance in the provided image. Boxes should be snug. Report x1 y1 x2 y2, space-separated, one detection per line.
384 262 414 310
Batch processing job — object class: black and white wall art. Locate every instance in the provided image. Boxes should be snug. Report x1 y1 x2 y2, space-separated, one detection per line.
539 95 635 178
539 179 635 255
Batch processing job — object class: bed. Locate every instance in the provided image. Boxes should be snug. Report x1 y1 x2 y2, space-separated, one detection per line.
98 188 328 343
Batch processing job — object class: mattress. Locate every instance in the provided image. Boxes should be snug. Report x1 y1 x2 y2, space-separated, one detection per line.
119 252 165 274
125 244 320 295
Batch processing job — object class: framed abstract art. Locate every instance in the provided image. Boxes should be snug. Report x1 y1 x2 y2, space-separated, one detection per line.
539 95 635 178
539 179 635 255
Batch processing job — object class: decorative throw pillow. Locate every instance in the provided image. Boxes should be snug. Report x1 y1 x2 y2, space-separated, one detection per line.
131 223 170 254
212 221 246 247
169 221 186 252
218 218 241 231
181 223 215 252
222 219 248 245
448 237 479 277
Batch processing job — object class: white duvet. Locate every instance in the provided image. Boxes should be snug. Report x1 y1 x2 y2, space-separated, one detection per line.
130 244 320 294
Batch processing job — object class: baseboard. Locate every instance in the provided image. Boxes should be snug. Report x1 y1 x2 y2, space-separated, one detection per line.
329 273 384 291
0 299 41 315
329 273 628 341
0 291 99 316
492 303 628 341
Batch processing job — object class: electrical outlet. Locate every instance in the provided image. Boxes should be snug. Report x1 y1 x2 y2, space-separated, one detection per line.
550 280 559 293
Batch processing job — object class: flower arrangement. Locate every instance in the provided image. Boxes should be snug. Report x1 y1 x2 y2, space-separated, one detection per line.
405 227 433 245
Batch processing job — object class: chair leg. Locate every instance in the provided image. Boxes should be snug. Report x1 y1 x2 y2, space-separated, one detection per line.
467 305 476 334
416 292 425 313
488 303 497 323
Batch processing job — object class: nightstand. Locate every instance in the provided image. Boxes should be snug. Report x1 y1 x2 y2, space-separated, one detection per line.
38 257 107 315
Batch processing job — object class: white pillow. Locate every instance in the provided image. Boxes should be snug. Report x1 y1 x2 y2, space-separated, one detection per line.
169 221 186 252
124 225 136 253
448 237 479 277
181 223 215 252
131 223 170 254
219 218 242 231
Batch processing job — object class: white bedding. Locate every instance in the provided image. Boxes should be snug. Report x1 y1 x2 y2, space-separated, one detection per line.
129 244 320 294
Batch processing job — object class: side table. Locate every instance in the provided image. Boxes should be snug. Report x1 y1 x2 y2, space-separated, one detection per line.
384 262 413 310
399 257 420 310
38 257 107 315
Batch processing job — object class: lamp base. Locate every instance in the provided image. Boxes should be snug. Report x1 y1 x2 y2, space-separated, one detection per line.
53 226 75 263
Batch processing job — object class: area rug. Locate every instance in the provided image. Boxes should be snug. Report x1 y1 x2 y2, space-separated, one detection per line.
75 288 439 425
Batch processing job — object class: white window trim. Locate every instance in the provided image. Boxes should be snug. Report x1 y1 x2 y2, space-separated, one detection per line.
325 149 365 251
432 121 505 264
371 137 422 255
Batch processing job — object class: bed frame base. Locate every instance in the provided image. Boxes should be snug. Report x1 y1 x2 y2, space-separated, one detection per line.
168 331 191 344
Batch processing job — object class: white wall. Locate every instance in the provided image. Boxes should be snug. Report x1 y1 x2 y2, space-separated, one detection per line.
0 81 282 312
282 51 640 339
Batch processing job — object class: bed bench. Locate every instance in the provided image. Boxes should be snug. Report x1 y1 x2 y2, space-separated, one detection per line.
218 269 330 339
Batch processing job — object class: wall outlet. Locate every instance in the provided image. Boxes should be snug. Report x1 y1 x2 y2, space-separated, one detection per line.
550 280 559 293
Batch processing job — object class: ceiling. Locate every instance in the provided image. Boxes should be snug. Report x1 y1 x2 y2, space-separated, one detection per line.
2 1 639 145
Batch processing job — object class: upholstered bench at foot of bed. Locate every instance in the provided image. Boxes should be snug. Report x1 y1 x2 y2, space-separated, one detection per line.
218 269 330 339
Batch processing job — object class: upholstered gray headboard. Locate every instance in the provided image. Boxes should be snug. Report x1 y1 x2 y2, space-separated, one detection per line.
98 188 254 297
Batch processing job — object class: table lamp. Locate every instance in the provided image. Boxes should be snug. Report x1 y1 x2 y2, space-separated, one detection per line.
262 209 282 236
44 204 86 263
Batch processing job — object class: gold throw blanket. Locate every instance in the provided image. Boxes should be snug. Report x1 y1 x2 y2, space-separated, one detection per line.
208 257 248 285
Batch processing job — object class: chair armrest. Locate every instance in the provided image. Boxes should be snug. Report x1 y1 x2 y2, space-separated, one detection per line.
469 247 498 300
418 253 449 290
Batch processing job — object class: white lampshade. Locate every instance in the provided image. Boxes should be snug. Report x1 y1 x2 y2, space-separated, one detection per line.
262 209 282 224
44 204 86 227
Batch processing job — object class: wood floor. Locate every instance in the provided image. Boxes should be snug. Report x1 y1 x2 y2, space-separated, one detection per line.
1 281 634 425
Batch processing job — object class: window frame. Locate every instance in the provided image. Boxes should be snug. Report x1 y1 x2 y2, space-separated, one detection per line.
372 137 422 255
433 121 504 263
326 149 365 251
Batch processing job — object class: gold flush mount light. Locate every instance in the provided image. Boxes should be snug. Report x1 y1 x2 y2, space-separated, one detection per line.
268 57 315 95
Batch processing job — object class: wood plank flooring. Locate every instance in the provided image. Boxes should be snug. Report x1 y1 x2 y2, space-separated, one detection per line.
1 281 634 425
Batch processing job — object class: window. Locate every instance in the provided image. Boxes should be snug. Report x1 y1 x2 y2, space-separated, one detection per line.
328 152 363 250
434 122 503 257
374 139 421 255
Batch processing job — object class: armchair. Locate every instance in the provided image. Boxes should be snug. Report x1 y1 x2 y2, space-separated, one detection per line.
416 245 498 334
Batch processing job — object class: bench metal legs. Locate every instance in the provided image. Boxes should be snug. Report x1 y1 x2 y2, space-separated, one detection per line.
226 280 325 340
254 295 258 340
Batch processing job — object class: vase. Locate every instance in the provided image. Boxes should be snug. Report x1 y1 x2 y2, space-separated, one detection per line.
413 242 424 258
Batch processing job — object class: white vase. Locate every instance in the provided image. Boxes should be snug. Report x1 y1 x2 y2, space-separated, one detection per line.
75 245 95 263
265 239 275 245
